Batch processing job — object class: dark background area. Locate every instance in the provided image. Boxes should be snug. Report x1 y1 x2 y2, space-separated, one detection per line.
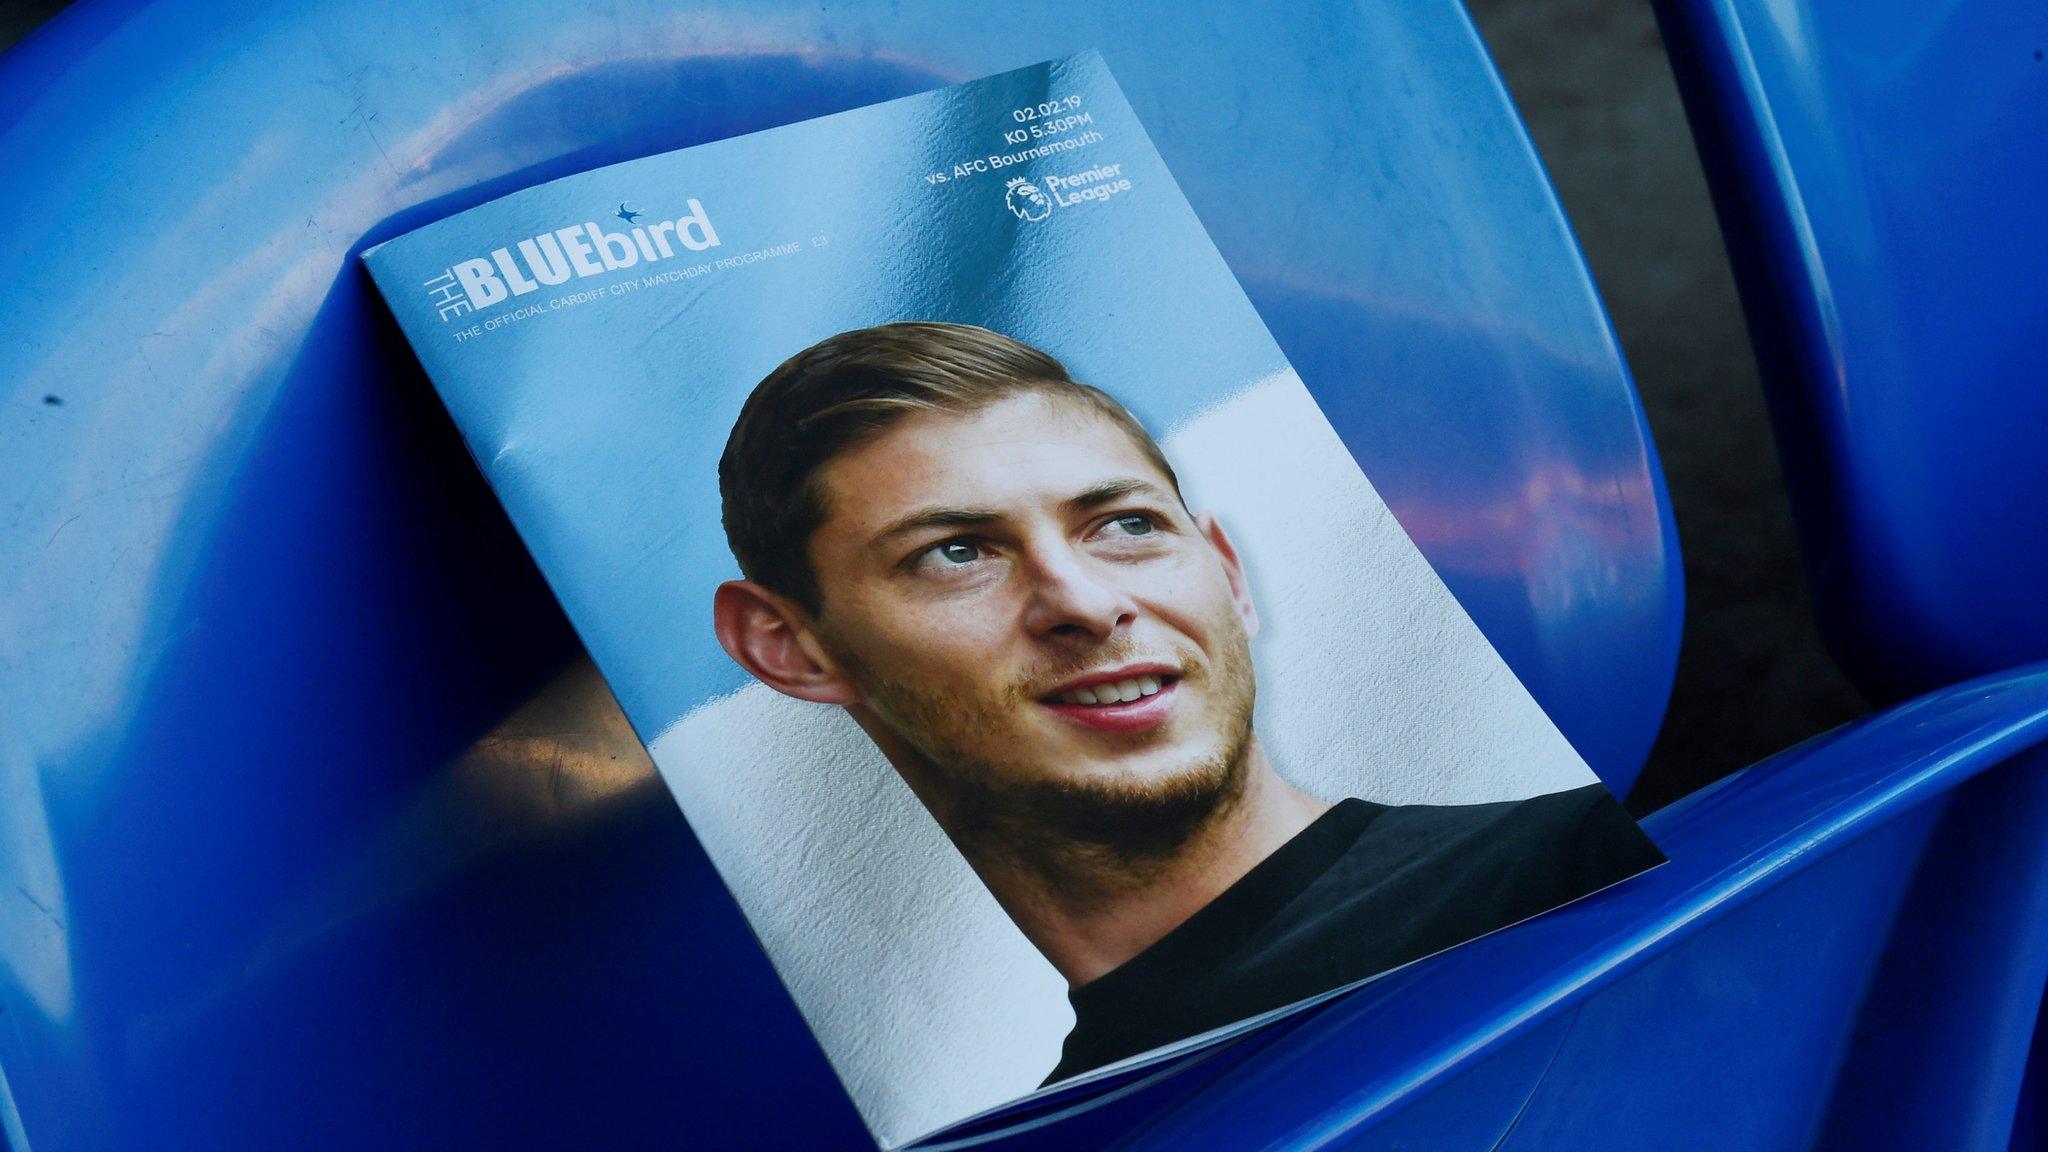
0 0 1870 811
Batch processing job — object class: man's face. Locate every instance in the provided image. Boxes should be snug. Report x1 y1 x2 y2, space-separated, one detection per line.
802 392 1259 839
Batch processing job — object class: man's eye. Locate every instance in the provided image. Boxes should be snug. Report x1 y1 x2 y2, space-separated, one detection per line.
918 540 985 567
1101 514 1155 537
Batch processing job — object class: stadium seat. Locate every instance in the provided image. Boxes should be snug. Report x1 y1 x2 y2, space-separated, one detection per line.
1650 2 2048 1145
1652 0 2048 704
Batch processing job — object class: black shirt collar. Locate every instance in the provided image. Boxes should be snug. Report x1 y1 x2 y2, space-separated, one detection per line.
1068 798 1379 1020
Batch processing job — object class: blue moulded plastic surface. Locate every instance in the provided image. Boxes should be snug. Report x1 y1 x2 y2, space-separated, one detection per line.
1651 0 2048 702
1107 665 2048 1151
0 0 1681 1148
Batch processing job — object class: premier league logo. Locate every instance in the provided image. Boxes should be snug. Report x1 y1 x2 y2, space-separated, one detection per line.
1004 177 1053 222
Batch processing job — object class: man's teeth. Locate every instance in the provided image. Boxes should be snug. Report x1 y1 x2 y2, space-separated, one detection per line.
1058 675 1163 706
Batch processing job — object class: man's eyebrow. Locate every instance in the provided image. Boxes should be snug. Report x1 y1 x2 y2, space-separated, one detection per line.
871 479 1175 551
1062 477 1171 514
873 506 1003 548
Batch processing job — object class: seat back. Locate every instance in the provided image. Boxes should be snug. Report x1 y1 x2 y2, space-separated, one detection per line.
0 0 1676 1146
1654 0 2048 702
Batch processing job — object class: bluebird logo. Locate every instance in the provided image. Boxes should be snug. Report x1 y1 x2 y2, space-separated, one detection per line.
431 199 720 319
1004 178 1053 222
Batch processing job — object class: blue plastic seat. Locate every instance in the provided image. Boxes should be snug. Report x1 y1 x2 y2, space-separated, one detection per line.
1649 2 2048 1146
1652 0 2048 704
1 0 2043 1149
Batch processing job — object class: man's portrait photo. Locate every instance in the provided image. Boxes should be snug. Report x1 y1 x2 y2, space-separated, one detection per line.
704 322 1664 1086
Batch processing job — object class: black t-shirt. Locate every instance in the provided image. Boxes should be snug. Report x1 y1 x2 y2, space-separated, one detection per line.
1044 782 1662 1084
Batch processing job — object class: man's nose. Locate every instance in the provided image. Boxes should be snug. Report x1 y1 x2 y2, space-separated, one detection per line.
1019 540 1139 641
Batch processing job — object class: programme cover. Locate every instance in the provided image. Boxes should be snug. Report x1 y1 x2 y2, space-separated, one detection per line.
363 52 1664 1148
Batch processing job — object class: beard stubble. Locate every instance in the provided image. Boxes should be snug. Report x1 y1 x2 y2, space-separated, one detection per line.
833 620 1261 887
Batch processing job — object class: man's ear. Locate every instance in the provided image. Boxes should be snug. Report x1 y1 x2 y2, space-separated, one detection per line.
712 579 861 705
1196 511 1259 641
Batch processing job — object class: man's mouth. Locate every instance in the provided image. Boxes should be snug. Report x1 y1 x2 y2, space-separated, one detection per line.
1050 674 1166 707
1038 666 1182 733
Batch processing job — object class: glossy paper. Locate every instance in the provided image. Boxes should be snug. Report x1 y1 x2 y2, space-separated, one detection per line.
363 55 1660 1146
